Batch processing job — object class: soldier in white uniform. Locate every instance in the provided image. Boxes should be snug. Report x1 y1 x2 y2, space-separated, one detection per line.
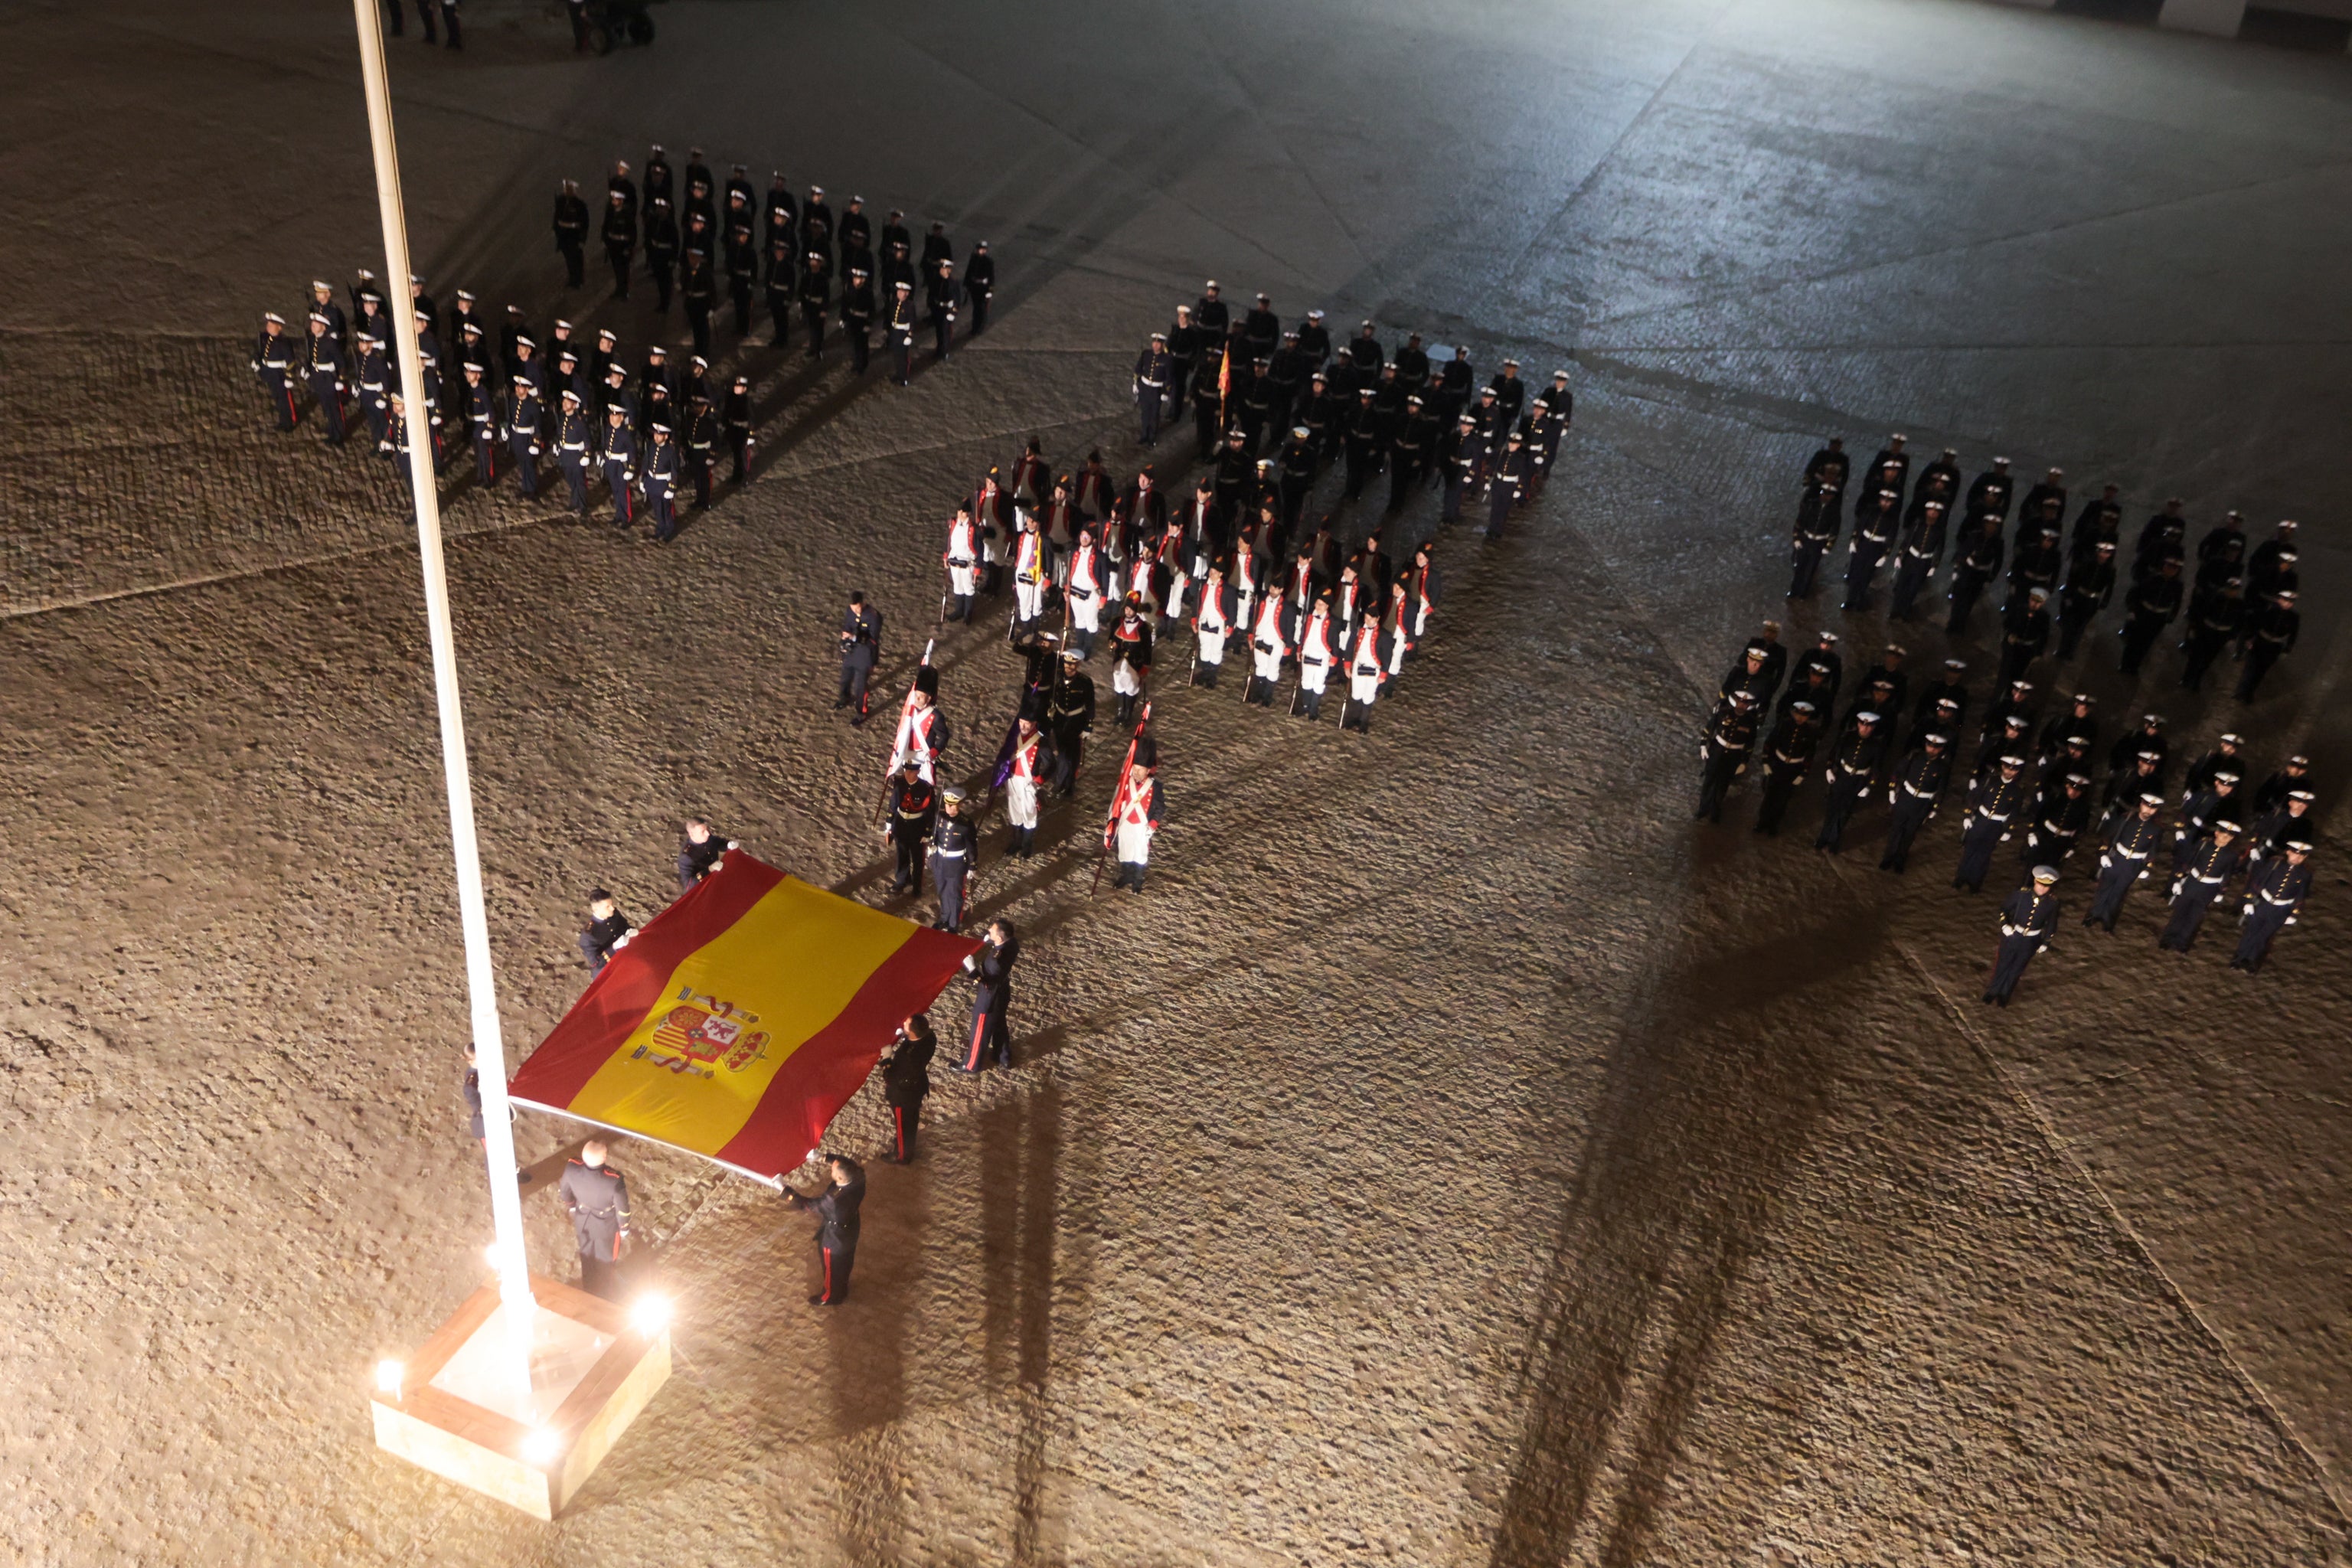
1191 563 1236 688
1109 739 1165 893
942 504 981 623
1001 715 1053 858
1011 512 1053 635
1341 616 1393 733
1065 524 1106 656
1245 591 1289 707
1293 590 1338 719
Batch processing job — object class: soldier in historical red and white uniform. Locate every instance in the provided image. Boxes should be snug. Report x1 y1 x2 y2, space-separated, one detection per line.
1040 476 1080 576
1109 738 1165 893
1109 595 1153 724
1294 590 1339 719
942 504 981 622
1340 613 1393 733
1002 715 1054 858
1065 523 1106 656
889 668 952 781
1152 518 1193 632
1191 563 1236 688
1403 541 1440 655
1011 512 1053 633
1230 533 1262 639
1245 590 1289 707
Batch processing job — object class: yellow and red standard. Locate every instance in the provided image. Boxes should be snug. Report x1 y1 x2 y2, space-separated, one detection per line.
510 853 978 1180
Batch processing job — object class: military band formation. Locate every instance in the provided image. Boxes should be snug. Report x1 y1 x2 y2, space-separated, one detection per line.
249 145 998 542
1699 433 2321 1004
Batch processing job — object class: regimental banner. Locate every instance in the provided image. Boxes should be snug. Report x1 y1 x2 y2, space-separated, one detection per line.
509 853 978 1181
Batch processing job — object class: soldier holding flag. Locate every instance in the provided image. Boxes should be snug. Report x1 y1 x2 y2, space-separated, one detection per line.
1106 732 1165 893
887 662 951 782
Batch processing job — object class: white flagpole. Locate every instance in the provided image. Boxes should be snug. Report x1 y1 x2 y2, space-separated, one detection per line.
351 0 533 1315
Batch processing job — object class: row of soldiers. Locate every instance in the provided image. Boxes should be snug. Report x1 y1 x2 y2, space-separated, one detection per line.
1698 624 2320 993
550 150 994 364
1787 436 2304 702
1129 285 1573 537
253 283 763 541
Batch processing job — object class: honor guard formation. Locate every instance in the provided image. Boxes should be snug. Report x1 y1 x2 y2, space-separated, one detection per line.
249 144 998 542
1699 433 2321 1005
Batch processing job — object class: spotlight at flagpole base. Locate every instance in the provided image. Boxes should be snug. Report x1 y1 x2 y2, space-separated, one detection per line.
370 1272 671 1520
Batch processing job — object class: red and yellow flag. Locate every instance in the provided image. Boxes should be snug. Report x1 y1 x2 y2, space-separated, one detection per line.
509 853 978 1181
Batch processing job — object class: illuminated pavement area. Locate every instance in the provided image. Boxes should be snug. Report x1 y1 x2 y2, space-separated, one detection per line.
2 0 2350 1560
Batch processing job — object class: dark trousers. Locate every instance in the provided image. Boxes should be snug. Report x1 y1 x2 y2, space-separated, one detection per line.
727 430 750 482
1754 766 1803 835
969 292 990 335
577 1250 619 1300
648 257 674 310
815 1239 854 1304
261 370 298 430
607 243 632 298
1946 571 1989 633
931 310 952 358
690 452 712 506
1050 733 1083 795
731 281 755 335
803 305 827 358
2118 616 2164 675
560 459 589 513
2234 903 2289 971
1881 796 1932 871
472 430 495 485
2159 886 2220 950
510 437 538 497
603 459 632 523
308 372 346 442
687 304 712 354
1889 555 1935 619
1441 473 1468 524
768 289 794 347
932 859 968 929
1815 777 1866 850
889 1099 924 1161
891 333 914 384
1998 642 2038 691
2056 609 2095 660
648 484 676 540
2180 632 2228 691
560 242 586 289
2236 642 2284 700
848 324 871 374
1843 541 1885 609
838 655 874 713
2085 857 2142 929
963 993 1009 1071
1954 816 2004 891
1387 456 1419 512
1696 748 1743 822
1195 404 1220 460
890 832 925 893
1984 934 2038 1003
1138 388 1163 444
1788 542 1827 599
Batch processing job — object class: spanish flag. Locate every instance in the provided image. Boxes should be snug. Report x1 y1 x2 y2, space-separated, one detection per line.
509 852 978 1182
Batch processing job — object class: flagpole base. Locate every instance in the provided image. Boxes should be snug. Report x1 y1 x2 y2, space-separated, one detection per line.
370 1272 671 1520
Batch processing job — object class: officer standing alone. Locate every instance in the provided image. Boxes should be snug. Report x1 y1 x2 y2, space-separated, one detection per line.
559 1140 632 1300
782 1154 864 1307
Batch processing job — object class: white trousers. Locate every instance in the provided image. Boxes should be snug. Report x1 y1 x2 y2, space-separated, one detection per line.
1015 578 1046 621
948 564 976 596
1069 591 1102 632
1350 669 1380 703
1006 776 1040 828
1116 818 1152 865
1197 629 1227 665
1299 658 1331 694
1112 662 1142 697
1252 643 1282 681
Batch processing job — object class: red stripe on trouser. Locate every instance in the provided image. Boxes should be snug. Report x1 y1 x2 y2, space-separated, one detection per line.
821 1246 835 1302
893 1106 906 1158
965 1010 988 1071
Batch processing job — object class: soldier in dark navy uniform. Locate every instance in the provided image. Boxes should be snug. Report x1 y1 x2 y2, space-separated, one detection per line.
838 591 884 719
1983 867 2060 1007
577 888 632 971
1696 690 1760 824
2233 841 2314 973
881 1016 935 1162
959 919 1020 1073
553 179 590 289
783 1154 864 1306
1751 701 1821 837
1815 710 1887 852
559 1140 632 1300
1955 756 2029 893
2083 793 2164 931
2159 819 2246 952
675 818 737 893
1879 733 1950 874
883 761 937 896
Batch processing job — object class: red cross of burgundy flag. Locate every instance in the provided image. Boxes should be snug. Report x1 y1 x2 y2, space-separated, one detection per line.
508 852 978 1182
